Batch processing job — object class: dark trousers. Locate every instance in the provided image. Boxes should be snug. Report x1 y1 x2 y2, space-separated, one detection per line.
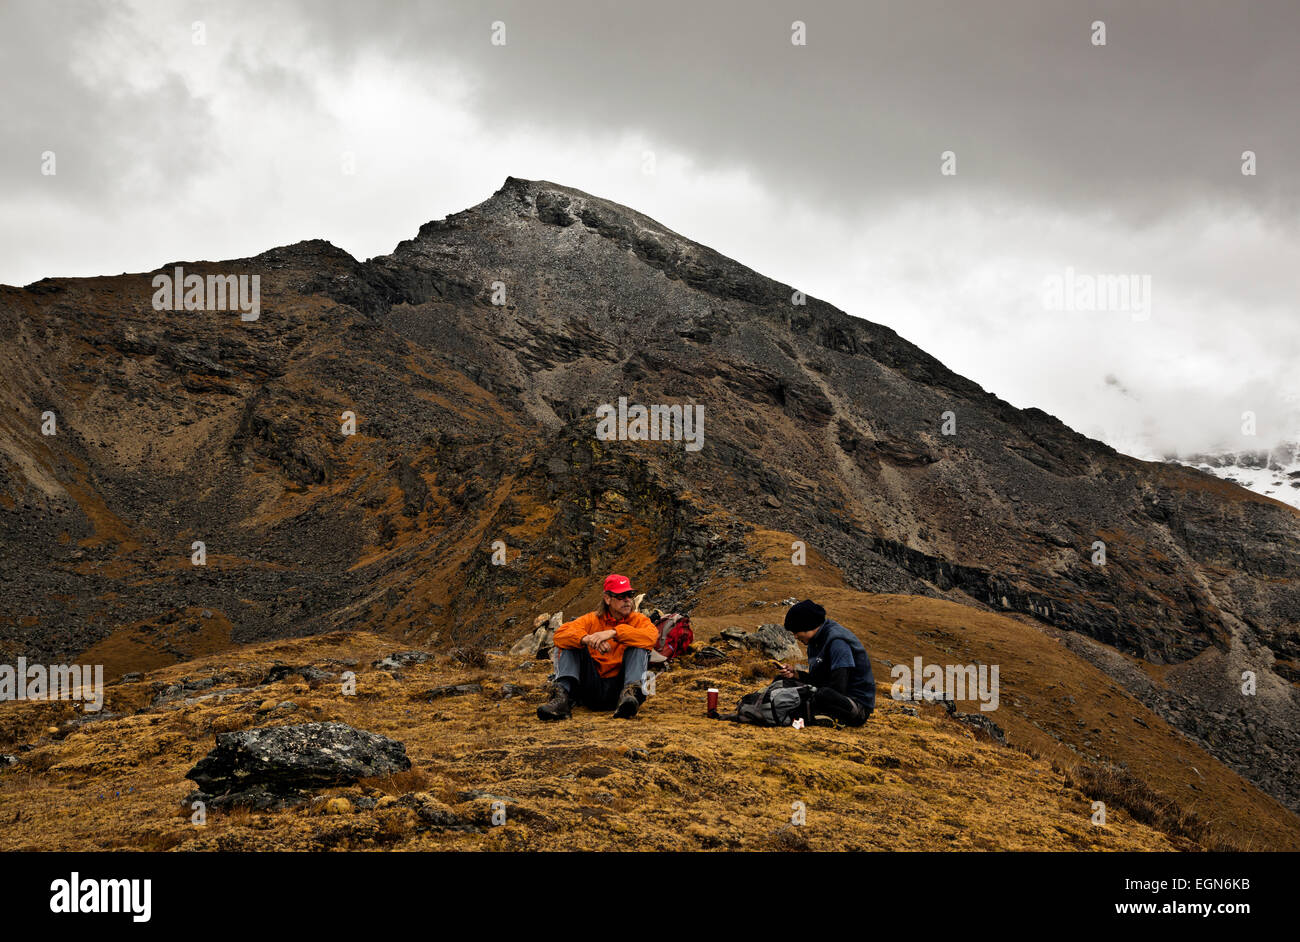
813 687 870 726
555 646 650 710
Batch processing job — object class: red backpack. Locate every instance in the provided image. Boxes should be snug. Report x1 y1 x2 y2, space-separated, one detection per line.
651 612 693 661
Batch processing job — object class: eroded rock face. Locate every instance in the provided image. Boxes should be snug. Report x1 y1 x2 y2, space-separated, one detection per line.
185 722 410 809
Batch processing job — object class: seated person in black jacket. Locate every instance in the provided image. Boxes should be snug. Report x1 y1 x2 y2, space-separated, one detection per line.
777 600 875 726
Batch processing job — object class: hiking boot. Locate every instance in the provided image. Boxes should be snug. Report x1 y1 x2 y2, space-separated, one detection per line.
613 684 641 719
536 685 573 721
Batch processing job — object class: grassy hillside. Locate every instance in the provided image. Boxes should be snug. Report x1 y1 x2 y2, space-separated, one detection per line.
0 629 1184 852
4 526 1295 852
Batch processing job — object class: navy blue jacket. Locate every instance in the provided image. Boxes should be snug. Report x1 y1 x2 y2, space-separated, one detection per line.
803 619 875 712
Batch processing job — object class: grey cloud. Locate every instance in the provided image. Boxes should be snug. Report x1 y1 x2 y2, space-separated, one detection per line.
275 0 1300 225
0 1 217 208
6 0 1296 226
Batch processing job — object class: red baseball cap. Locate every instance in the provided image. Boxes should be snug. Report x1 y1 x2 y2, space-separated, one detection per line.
603 573 633 594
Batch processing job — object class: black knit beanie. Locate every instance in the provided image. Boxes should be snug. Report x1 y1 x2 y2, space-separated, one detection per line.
784 599 826 633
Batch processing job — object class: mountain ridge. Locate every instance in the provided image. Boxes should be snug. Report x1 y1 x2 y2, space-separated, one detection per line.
1 176 1297 820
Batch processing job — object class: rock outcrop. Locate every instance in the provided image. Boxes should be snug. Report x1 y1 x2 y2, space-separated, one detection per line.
185 722 411 809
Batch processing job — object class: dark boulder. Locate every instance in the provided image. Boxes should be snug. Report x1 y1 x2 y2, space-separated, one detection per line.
185 722 411 809
414 683 483 701
265 663 335 684
942 701 1008 746
373 651 436 671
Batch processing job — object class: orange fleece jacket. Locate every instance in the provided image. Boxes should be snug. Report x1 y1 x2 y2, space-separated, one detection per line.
553 609 660 678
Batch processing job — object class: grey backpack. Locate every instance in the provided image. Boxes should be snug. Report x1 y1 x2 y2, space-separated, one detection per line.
731 678 817 727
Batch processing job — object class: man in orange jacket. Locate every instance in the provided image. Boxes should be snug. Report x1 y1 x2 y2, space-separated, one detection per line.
537 573 659 720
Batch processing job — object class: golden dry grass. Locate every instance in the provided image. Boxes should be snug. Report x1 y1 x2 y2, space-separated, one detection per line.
686 529 1300 851
0 628 1207 852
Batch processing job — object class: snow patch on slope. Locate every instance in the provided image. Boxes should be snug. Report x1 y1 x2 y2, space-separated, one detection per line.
1169 442 1300 509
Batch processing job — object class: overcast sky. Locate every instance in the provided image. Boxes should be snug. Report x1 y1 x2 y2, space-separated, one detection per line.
3 0 1297 458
